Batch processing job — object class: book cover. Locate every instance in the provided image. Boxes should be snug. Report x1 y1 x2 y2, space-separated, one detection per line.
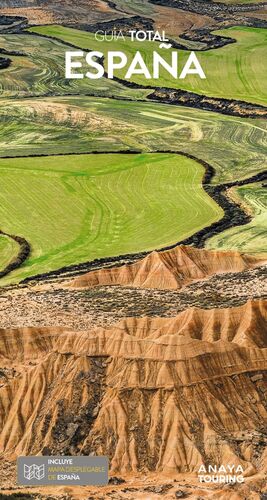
0 1 266 499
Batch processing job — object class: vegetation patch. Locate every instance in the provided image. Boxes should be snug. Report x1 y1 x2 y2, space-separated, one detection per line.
207 182 267 254
0 234 20 273
0 33 148 100
0 153 222 285
29 25 267 106
0 96 266 184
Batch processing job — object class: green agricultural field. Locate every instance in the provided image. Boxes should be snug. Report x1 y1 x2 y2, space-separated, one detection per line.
207 183 267 254
0 153 222 285
0 235 20 271
29 25 267 106
0 33 148 100
0 96 266 183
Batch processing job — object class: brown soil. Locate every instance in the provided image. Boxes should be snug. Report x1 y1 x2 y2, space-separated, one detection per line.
153 6 215 36
241 8 267 22
0 7 56 25
0 1 117 26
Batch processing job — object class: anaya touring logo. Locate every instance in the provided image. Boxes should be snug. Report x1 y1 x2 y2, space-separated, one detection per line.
198 464 245 484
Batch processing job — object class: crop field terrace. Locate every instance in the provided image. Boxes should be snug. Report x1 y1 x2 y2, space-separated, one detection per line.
0 96 266 184
207 182 267 254
0 22 266 285
0 153 222 285
0 235 19 271
29 25 267 106
0 33 149 100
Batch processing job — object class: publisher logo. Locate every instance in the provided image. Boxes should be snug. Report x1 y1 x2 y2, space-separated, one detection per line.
18 456 108 486
198 464 244 484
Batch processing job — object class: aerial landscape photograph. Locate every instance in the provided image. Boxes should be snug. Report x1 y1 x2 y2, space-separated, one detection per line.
0 0 266 499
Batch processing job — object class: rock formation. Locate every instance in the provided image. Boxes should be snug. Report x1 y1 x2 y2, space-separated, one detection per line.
0 300 266 478
67 245 266 290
